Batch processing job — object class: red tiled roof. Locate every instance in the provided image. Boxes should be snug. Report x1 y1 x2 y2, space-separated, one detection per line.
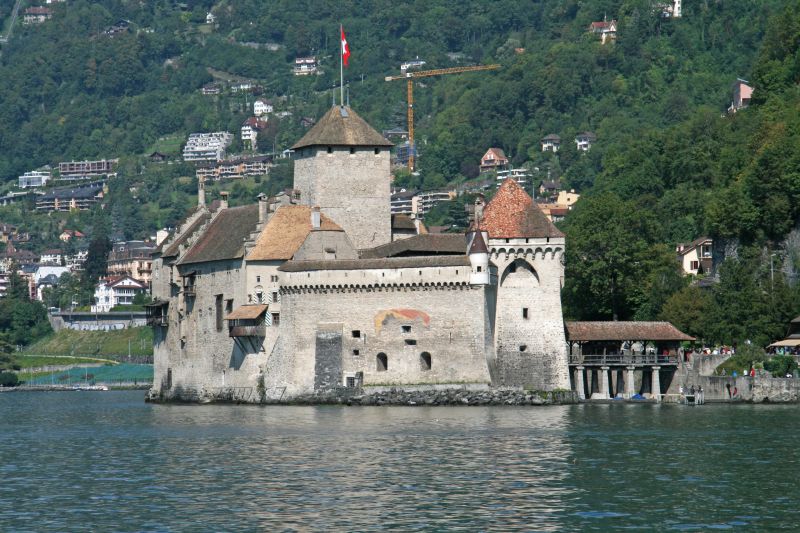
565 321 695 342
479 179 564 239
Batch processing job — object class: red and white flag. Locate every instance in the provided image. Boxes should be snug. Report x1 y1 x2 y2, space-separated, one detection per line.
341 26 350 67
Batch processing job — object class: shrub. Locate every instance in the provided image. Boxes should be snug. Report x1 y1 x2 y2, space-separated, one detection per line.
0 372 19 387
764 355 798 377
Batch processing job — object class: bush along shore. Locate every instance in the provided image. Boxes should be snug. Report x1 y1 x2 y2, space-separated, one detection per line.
148 386 580 406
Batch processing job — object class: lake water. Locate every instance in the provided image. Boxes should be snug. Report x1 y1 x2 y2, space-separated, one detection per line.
1 391 798 531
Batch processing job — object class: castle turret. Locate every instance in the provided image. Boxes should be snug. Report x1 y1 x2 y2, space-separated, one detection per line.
479 178 570 391
468 229 490 285
291 106 393 250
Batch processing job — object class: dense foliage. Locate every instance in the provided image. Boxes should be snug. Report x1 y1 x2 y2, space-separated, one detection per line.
2 0 800 347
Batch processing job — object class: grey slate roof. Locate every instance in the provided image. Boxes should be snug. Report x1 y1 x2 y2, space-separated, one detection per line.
360 234 466 259
279 255 471 272
291 106 393 150
159 211 211 258
178 205 259 265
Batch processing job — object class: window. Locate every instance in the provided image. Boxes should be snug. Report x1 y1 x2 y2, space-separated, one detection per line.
349 147 355 155
346 376 356 388
271 291 279 303
271 275 279 282
402 325 411 333
374 148 380 155
405 339 417 346
477 266 482 272
327 146 333 154
271 313 280 326
225 299 233 316
256 291 264 303
353 349 360 356
420 352 431 371
522 308 529 319
352 330 361 338
519 345 527 352
690 261 699 270
256 275 261 283
376 353 388 372
215 295 223 332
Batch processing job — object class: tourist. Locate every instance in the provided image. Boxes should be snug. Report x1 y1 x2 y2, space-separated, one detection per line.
750 366 756 378
726 383 731 398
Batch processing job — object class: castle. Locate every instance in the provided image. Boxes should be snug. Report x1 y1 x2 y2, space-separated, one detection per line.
147 106 570 402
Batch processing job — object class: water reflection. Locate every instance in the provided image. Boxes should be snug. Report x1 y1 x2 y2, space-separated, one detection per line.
2 393 799 530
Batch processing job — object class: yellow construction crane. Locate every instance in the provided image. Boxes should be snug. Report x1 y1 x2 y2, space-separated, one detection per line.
385 64 501 172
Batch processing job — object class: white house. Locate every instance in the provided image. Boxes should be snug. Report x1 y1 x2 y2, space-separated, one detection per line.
254 99 273 117
206 12 216 24
241 118 268 151
541 134 561 152
18 169 51 189
91 275 148 313
575 132 597 152
677 237 713 276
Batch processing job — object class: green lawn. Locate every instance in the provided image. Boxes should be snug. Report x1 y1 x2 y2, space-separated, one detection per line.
147 134 185 156
23 327 153 358
14 355 114 369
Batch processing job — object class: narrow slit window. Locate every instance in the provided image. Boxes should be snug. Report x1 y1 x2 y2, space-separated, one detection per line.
522 308 529 319
377 353 388 372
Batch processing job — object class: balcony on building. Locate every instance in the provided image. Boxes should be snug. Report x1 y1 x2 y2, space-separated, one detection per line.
226 304 268 338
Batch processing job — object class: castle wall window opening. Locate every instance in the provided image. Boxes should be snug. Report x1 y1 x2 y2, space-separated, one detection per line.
377 353 388 372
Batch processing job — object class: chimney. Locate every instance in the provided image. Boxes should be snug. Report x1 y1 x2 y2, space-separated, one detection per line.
474 195 485 224
219 191 229 210
257 193 267 223
311 206 321 230
197 176 206 207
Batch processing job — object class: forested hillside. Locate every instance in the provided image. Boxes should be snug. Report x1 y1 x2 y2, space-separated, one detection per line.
2 0 800 346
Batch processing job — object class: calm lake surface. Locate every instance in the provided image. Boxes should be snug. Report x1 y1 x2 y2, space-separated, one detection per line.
1 391 798 531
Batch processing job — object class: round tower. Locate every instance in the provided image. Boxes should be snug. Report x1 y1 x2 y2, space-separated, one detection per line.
468 230 490 285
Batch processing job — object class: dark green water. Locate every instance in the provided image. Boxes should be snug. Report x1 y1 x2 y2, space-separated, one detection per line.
1 391 798 531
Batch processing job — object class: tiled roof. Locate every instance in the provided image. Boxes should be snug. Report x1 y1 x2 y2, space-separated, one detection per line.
179 205 259 265
360 233 466 259
479 179 564 239
565 321 695 342
279 255 471 272
291 106 392 150
468 231 488 254
159 211 211 258
391 214 417 231
225 304 268 320
541 134 561 141
483 147 507 161
246 205 342 261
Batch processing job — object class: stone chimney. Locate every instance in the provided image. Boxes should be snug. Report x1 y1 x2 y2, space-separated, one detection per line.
219 191 229 210
257 193 267 224
311 206 321 230
156 229 169 246
474 195 485 224
198 176 206 207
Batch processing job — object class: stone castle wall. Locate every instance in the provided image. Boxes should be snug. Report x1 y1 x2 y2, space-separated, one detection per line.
293 146 391 250
152 259 267 399
270 267 494 398
489 239 570 390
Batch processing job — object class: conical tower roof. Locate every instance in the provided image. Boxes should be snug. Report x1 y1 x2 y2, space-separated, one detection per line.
291 106 393 150
479 178 564 239
468 229 489 254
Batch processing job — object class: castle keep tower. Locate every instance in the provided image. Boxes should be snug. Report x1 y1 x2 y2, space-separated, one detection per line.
292 106 393 250
480 179 570 390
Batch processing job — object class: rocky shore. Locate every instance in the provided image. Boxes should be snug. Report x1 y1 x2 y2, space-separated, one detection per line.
148 386 580 406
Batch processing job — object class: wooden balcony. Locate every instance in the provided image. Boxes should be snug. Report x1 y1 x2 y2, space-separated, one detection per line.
229 325 266 338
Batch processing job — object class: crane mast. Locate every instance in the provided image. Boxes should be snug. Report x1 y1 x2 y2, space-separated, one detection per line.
385 64 501 172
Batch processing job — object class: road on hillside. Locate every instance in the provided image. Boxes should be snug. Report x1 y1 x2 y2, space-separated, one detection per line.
0 0 23 45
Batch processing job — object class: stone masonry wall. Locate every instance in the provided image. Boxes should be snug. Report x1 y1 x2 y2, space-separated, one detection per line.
293 146 391 250
489 240 570 390
272 279 493 398
152 259 266 400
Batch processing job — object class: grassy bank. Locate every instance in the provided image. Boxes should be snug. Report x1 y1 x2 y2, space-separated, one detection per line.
23 327 153 358
14 355 115 369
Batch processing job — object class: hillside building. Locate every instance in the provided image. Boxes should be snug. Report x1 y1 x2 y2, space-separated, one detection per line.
58 159 117 180
92 276 148 313
18 169 51 189
589 19 617 44
677 237 713 276
479 148 509 173
254 99 273 117
107 240 156 285
183 132 233 162
149 106 570 403
35 183 105 212
728 79 753 114
293 57 318 76
541 134 561 152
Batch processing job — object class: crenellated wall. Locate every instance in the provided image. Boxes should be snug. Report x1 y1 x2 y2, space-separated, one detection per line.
489 238 570 390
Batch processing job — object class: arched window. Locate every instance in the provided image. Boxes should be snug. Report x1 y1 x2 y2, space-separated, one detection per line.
420 352 432 371
376 353 388 372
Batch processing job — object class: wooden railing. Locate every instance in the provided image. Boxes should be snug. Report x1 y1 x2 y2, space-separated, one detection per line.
569 354 678 366
229 325 266 338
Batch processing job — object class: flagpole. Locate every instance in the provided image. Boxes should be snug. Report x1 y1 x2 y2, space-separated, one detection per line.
339 24 344 107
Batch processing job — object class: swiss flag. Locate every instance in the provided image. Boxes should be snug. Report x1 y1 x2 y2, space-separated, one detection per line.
341 26 350 67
